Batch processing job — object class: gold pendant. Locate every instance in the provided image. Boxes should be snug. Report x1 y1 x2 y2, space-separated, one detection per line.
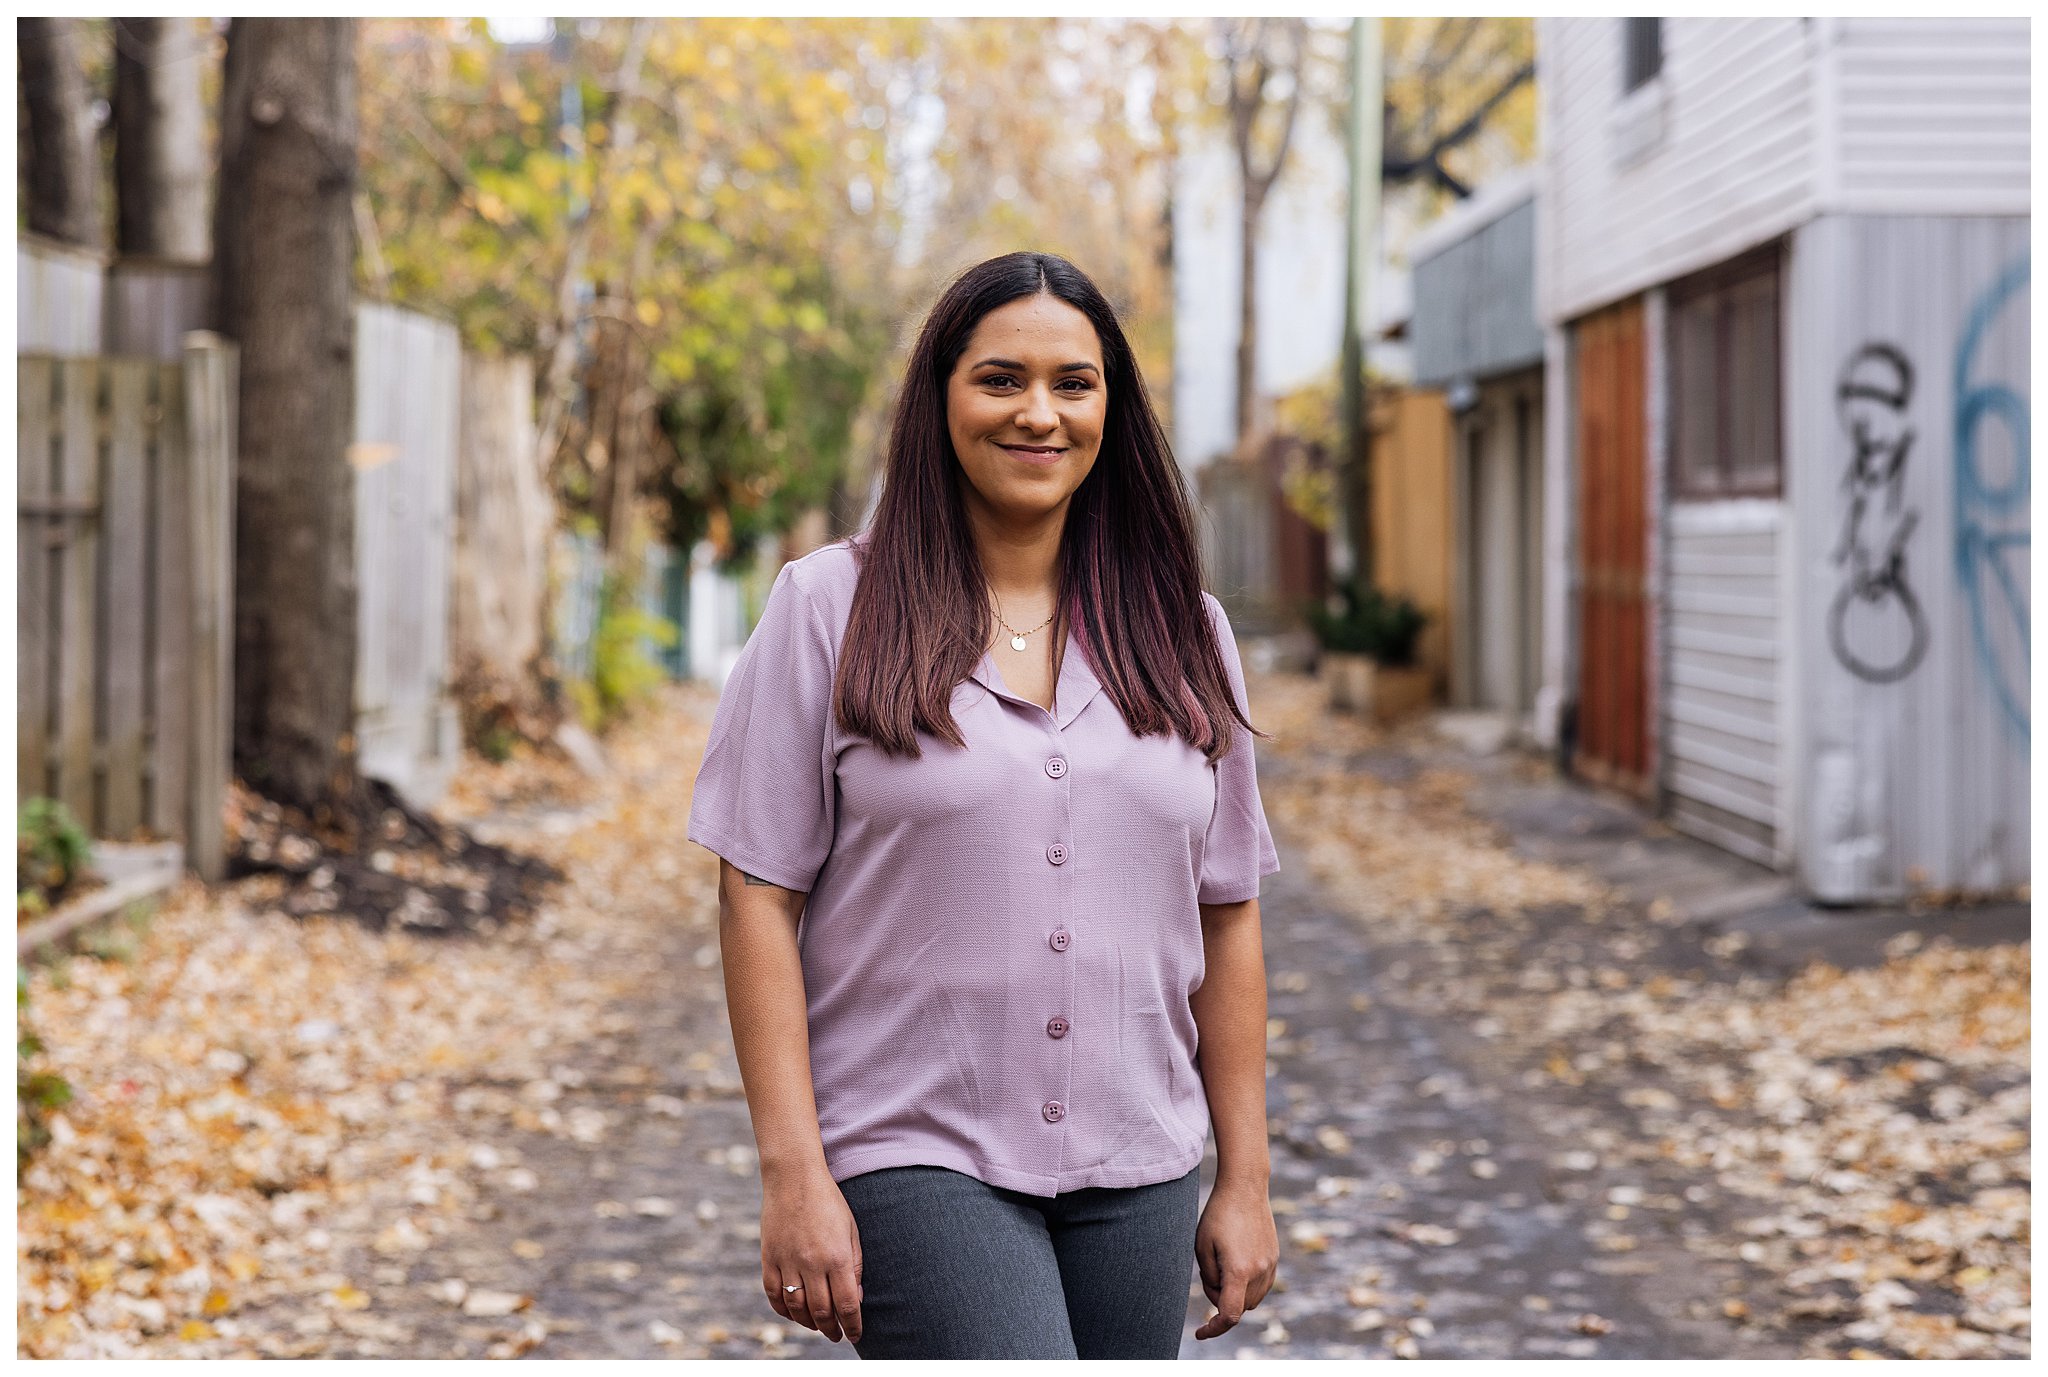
1010 635 1028 651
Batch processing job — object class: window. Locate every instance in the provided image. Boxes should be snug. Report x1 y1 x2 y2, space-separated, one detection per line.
1610 19 1670 166
1668 246 1783 499
1622 18 1663 93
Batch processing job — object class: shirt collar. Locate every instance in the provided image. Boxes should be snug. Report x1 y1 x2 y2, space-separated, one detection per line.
970 621 1105 729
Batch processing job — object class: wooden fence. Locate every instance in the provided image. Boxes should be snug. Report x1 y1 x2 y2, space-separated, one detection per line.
16 233 105 354
452 351 551 688
1368 387 1456 693
22 241 495 818
1196 434 1330 636
104 257 212 359
352 301 464 809
16 337 237 881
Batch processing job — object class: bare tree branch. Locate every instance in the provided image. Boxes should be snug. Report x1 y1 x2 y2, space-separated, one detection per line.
1220 14 1307 450
1425 18 1481 81
1382 56 1532 193
398 99 474 197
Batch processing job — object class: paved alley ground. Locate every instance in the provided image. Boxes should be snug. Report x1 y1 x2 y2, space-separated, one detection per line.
18 668 2029 1360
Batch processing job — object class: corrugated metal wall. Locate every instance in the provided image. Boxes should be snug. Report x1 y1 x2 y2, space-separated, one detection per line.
1411 196 1544 387
1787 215 2029 899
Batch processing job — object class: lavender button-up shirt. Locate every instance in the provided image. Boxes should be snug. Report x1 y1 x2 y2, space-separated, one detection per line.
687 539 1280 1197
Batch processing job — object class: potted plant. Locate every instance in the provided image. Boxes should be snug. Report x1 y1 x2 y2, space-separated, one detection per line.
1361 588 1432 723
1302 581 1432 722
1303 582 1374 713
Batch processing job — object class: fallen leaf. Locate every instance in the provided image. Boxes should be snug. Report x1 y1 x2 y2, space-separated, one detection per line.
462 1290 530 1317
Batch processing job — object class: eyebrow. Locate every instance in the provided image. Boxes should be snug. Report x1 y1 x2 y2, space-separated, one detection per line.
971 357 1101 375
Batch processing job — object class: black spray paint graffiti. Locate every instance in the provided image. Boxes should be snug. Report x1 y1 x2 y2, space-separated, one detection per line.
1829 343 1928 683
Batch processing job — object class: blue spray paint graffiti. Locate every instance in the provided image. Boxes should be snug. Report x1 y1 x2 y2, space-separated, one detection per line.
1952 255 2030 740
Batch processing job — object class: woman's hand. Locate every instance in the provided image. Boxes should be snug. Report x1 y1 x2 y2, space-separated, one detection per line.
1192 1177 1279 1340
759 1164 864 1344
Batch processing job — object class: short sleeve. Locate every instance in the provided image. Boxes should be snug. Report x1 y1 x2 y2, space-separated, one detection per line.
1197 593 1282 905
686 560 839 893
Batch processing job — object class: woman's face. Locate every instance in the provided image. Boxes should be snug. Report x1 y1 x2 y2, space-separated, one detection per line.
945 292 1107 528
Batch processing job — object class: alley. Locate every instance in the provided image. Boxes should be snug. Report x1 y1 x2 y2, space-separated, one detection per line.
17 673 2028 1360
16 13 2032 1368
1234 668 2028 1360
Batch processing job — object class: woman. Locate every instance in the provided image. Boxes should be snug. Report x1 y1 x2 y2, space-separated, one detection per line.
688 251 1281 1359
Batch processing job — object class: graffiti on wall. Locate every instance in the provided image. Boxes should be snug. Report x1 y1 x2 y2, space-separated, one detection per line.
1952 255 2030 740
1825 255 2032 736
1829 343 1926 683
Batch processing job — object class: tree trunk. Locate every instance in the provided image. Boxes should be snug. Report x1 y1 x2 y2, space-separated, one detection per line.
1223 17 1303 458
18 17 102 247
588 315 631 559
112 17 211 259
1235 183 1262 455
534 18 654 477
208 17 251 335
600 323 645 580
210 18 365 830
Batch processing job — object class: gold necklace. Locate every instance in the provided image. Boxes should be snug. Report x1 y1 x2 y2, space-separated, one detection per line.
992 596 1056 652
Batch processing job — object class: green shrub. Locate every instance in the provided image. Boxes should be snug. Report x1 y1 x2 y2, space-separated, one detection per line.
479 721 519 763
570 569 680 731
17 798 90 915
18 964 72 1169
1302 580 1429 667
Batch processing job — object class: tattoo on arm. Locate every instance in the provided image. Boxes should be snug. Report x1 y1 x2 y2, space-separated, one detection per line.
742 871 774 887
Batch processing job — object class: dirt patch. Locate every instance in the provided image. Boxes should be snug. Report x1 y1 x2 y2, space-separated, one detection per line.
224 777 564 936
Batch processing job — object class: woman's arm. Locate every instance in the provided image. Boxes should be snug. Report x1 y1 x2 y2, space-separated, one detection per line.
717 857 864 1345
1189 895 1279 1340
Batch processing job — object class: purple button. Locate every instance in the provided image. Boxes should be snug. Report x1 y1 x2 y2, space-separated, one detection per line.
1048 928 1070 952
1047 843 1068 866
1042 1100 1066 1123
1047 1017 1069 1039
1045 756 1068 779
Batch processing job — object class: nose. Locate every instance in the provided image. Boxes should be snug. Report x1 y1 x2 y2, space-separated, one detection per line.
1015 382 1058 436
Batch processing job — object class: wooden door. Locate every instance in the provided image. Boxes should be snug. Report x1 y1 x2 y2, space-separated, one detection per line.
1573 298 1653 796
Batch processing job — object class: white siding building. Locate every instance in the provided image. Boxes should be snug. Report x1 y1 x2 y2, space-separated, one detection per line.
1535 17 2028 900
1170 116 1352 474
1170 112 1413 623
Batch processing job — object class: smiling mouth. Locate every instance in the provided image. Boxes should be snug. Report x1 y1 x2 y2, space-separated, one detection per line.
999 443 1065 460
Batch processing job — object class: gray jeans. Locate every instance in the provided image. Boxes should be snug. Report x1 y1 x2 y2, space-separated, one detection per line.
835 1163 1203 1359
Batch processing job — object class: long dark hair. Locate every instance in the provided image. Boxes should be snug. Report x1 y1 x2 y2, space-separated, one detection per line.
835 251 1263 763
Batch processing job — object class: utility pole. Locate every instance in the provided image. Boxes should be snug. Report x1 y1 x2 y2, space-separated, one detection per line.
1337 17 1383 597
